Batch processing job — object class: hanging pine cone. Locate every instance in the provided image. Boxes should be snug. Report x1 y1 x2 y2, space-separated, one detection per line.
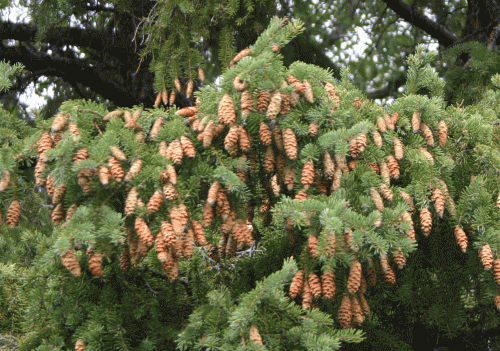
479 244 494 270
75 339 86 351
207 180 220 206
376 116 387 133
161 221 176 247
384 113 395 130
372 130 383 149
493 259 500 285
249 324 263 345
241 90 253 120
224 126 239 156
259 122 272 146
263 146 275 173
185 79 194 98
366 259 376 286
290 271 305 299
380 254 396 285
123 188 138 216
308 235 319 258
387 155 400 179
38 132 53 156
352 97 362 110
124 159 143 182
351 296 364 326
108 157 124 182
412 111 421 133
370 187 384 212
229 48 252 67
192 220 207 246
266 92 282 120
322 271 336 299
393 249 406 269
238 125 251 152
347 261 362 294
438 120 448 146
301 161 314 189
65 203 78 223
380 183 393 201
61 249 81 277
359 292 370 316
452 225 467 253
421 122 435 147
287 75 304 94
51 203 65 225
198 67 205 82
183 228 195 258
308 122 319 138
283 128 298 160
88 252 103 277
179 135 195 158
302 281 312 310
398 190 415 213
303 80 314 103
218 94 236 125
6 199 21 228
420 207 432 236
400 211 416 240
135 217 154 247
171 140 184 164
146 190 163 214
305 274 321 302
273 125 284 151
390 112 400 126
338 295 352 329
51 112 69 132
431 187 445 218
257 90 271 112
418 147 435 164
394 138 404 160
0 170 10 192
169 90 176 105
98 166 110 186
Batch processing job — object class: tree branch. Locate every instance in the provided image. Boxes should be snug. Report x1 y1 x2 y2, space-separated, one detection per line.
381 0 459 47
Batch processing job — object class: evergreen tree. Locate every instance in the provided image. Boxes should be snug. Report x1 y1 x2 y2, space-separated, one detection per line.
2 16 500 351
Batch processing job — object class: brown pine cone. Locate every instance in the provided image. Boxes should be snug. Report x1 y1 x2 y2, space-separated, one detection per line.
366 259 376 286
493 259 500 285
351 296 364 326
338 295 352 329
61 249 81 277
161 221 176 247
218 94 236 125
438 120 448 146
289 270 303 298
135 217 154 247
398 190 415 213
394 138 404 160
88 252 103 277
373 130 383 149
124 187 138 216
421 122 435 147
412 111 421 133
51 112 69 132
108 157 124 182
301 161 315 189
283 128 298 160
266 91 282 120
393 249 406 269
308 235 319 258
241 90 253 120
183 228 195 258
6 199 21 228
180 135 196 158
259 122 272 146
192 220 207 246
283 167 295 191
75 339 86 351
370 187 384 212
202 202 214 227
238 126 251 152
287 75 304 94
249 325 263 345
431 187 446 218
229 48 252 67
147 190 163 214
359 292 370 316
51 203 65 225
418 147 434 164
321 271 336 299
420 207 432 236
479 244 494 270
380 183 393 201
376 116 387 133
302 281 312 310
257 90 271 112
387 155 400 179
347 261 362 294
170 140 184 165
103 110 123 121
308 273 322 299
303 80 314 103
263 146 275 173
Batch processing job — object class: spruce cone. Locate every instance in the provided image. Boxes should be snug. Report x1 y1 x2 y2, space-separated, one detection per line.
88 252 103 277
264 146 275 173
170 140 184 164
287 75 304 94
259 122 272 146
38 132 53 155
370 187 384 212
351 296 364 326
203 202 214 227
207 180 220 206
384 113 394 130
0 170 10 191
380 161 390 186
308 235 319 258
418 147 434 164
454 226 468 253
438 120 448 146
366 162 379 174
65 203 78 222
238 125 251 152
198 67 205 82
390 111 400 126
283 128 298 160
249 325 263 345
135 217 154 247
175 106 198 118
257 90 271 112
321 271 336 299
393 249 406 269
380 254 396 285
124 187 138 216
373 130 383 149
366 259 377 286
399 190 415 213
103 110 123 121
394 137 404 160
494 259 500 285
99 166 110 185
266 91 282 120
52 182 66 205
289 270 303 298
359 292 370 316
431 187 445 218
224 126 239 156
119 246 131 272
241 90 253 120
180 135 196 158
301 161 314 189
108 157 124 182
308 273 322 299
412 111 421 133
183 228 195 258
6 199 21 228
302 281 312 310
347 261 362 294
147 190 163 214
303 80 314 103
169 90 176 105
376 116 387 133
420 207 432 236
273 125 284 151
380 183 393 201
479 244 494 270
308 122 319 138
186 79 194 98
75 339 86 351
338 295 352 329
61 249 81 277
283 167 296 191
192 220 207 246
353 97 362 110
401 211 416 240
67 122 80 141
229 48 252 67
161 221 176 247
421 122 435 147
218 93 236 125
51 112 69 132
348 134 367 158
51 203 65 225
387 155 400 179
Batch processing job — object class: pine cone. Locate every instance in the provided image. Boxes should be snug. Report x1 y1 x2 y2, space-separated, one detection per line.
308 273 322 299
431 187 445 218
198 67 205 82
259 122 272 146
380 183 393 201
51 203 65 225
99 166 110 186
161 221 176 247
273 125 284 151
401 211 416 241
280 92 291 115
308 122 319 138
224 125 239 156
65 203 78 223
52 182 66 205
192 220 207 246
398 190 415 213
387 155 400 179
303 80 314 103
390 112 400 126
283 167 296 191
241 90 253 120
0 170 10 192
103 110 123 121
418 147 434 164
38 132 53 156
496 294 500 312
171 140 184 164
249 324 263 345
353 97 362 110
75 339 86 351
394 138 404 160
283 128 298 160
438 120 448 146
183 228 195 258
359 292 370 316
323 151 335 180
238 126 251 152
494 259 500 285
88 252 103 277
302 281 312 310
321 271 336 299
338 295 352 329
412 111 421 133
366 162 379 174
308 235 319 258
218 94 236 125
147 190 163 214
380 254 396 285
6 199 21 228
266 92 282 120
366 259 377 286
421 122 435 147
207 180 220 206
108 157 124 182
61 249 81 277
124 187 138 216
51 112 69 132
287 75 304 94
185 79 194 98
135 217 154 247
257 90 271 112
370 187 384 212
420 207 432 236
289 270 303 298
376 116 387 133
393 249 406 269
263 146 275 173
179 135 196 158
351 296 364 326
169 90 176 105
229 48 252 67
349 134 367 158
203 202 214 227
479 244 494 270
347 261 362 294
301 161 314 189
175 106 198 118
372 130 383 149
